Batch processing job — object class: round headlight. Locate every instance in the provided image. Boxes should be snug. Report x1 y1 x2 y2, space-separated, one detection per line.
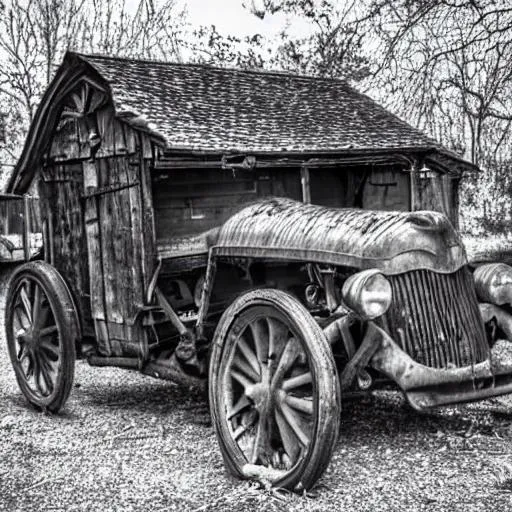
342 269 392 319
474 263 512 306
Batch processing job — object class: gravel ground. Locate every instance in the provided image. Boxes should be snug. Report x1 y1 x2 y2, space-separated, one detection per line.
1 259 512 511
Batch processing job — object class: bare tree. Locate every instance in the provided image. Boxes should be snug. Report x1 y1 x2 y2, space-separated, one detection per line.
244 0 371 80
365 0 512 165
184 25 267 69
0 0 185 180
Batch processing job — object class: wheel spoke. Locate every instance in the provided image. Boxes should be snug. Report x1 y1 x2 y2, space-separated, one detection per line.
17 340 27 360
236 335 261 377
40 325 58 338
278 401 310 447
39 338 60 358
282 372 312 391
275 408 300 463
233 354 260 384
36 370 48 396
40 355 56 391
249 320 268 364
32 285 42 328
284 394 313 415
231 369 255 390
233 420 254 441
251 413 270 464
17 342 32 374
20 351 32 376
14 306 29 331
32 354 46 395
271 337 300 388
19 286 32 324
228 395 251 420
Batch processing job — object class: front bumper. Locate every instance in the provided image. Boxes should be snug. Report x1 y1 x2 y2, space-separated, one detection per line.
368 322 512 410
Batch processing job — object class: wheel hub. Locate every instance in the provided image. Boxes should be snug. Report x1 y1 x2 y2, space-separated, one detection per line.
19 330 37 351
246 382 272 412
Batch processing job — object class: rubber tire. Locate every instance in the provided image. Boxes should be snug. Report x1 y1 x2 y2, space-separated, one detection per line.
209 288 341 491
5 261 78 413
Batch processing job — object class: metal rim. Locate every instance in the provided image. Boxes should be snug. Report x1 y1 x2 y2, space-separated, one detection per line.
221 306 317 476
10 276 62 401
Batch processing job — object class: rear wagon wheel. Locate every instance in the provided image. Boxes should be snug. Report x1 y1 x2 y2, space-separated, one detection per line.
5 261 78 413
209 289 340 491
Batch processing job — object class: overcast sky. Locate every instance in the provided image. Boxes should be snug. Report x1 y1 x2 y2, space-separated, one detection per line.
181 0 269 36
125 0 310 38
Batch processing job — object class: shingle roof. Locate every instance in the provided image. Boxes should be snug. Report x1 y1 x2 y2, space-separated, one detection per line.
76 53 442 154
9 52 475 193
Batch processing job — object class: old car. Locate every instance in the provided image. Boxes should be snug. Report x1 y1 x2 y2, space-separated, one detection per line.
5 52 512 492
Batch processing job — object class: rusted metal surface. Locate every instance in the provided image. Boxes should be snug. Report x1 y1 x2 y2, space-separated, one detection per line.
214 198 466 275
368 322 512 409
339 323 381 390
386 268 489 368
81 180 139 199
474 263 512 306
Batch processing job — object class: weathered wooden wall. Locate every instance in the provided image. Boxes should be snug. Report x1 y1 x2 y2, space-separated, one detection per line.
39 163 94 339
412 170 459 227
42 99 158 356
152 164 414 254
152 167 303 244
361 168 411 211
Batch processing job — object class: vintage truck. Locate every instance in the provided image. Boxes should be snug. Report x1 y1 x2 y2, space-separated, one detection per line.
4 52 512 491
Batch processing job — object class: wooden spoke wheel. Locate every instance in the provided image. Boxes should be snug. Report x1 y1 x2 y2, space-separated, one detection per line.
6 261 78 413
209 289 340 491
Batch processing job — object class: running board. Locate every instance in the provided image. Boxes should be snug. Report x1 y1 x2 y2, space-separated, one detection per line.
87 355 140 369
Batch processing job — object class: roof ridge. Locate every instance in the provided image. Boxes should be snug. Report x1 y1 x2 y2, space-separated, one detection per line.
71 51 353 84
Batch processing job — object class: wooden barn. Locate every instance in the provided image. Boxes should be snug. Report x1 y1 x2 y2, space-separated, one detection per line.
7 52 474 362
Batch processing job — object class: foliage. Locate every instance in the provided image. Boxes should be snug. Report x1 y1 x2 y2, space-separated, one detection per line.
245 1 512 167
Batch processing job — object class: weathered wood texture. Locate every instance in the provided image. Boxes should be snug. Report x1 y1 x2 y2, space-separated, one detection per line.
153 167 307 246
83 136 155 357
49 105 138 162
45 103 158 357
38 163 94 339
413 170 458 226
362 168 411 211
153 164 414 258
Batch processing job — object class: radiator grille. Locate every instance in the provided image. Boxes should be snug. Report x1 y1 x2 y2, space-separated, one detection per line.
385 268 489 368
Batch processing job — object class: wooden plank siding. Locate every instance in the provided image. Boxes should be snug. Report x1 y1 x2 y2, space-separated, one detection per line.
38 163 94 339
138 151 156 294
82 160 110 353
90 143 154 356
44 104 158 357
152 167 303 245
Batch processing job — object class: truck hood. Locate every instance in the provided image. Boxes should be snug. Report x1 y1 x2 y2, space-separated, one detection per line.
213 197 466 275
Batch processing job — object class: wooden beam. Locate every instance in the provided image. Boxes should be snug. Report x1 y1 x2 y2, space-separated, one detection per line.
154 153 414 171
410 158 420 211
22 195 31 261
301 166 311 203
